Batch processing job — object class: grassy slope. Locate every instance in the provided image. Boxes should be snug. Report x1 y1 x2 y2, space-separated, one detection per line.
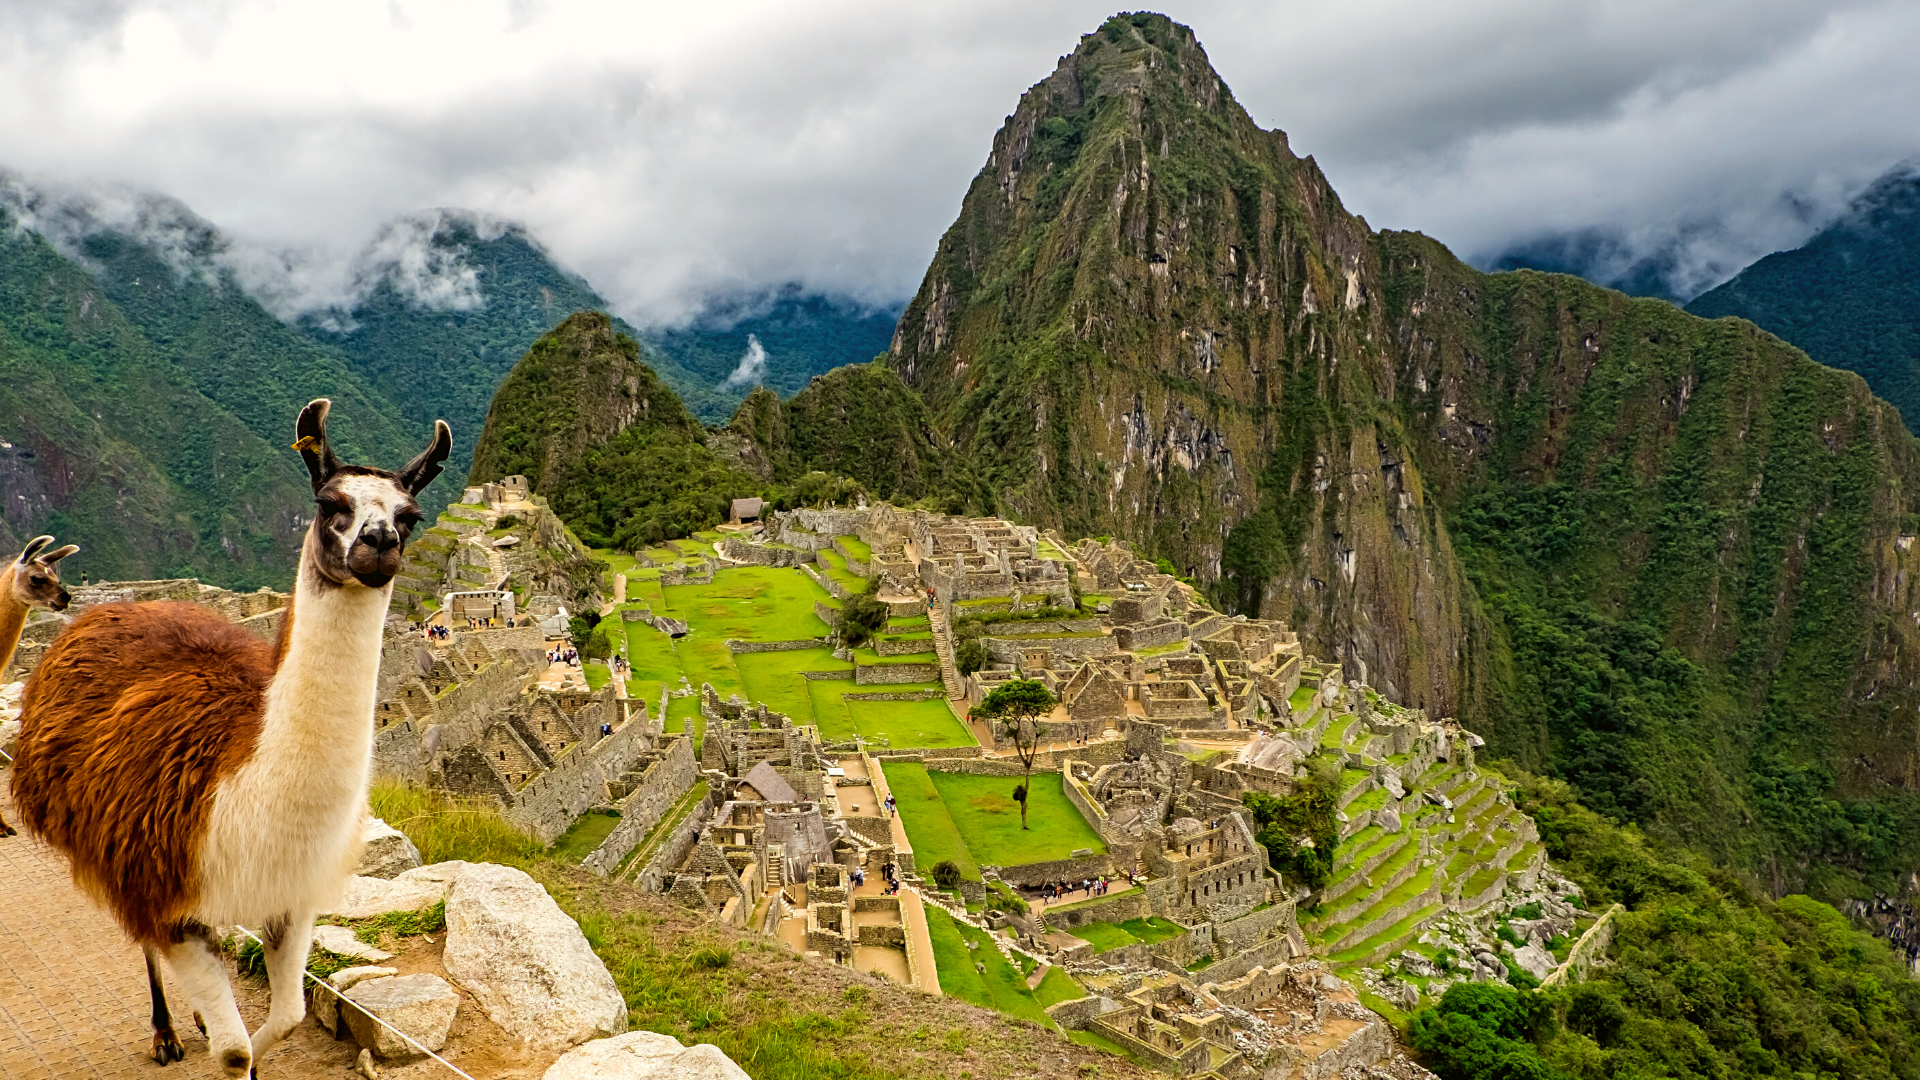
882 762 982 881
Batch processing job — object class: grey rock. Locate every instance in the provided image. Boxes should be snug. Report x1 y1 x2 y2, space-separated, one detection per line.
313 965 398 1036
357 819 424 879
312 924 393 963
343 973 459 1062
542 1032 751 1080
443 863 626 1051
1512 943 1557 981
1376 807 1403 832
328 862 469 920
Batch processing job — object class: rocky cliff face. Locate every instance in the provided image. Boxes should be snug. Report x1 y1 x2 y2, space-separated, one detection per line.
887 12 1920 877
888 14 1479 718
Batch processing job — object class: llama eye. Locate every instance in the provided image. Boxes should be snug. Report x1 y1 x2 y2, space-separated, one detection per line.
317 497 350 518
395 511 421 529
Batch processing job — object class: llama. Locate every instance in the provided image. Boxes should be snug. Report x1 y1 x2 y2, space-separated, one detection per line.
0 534 80 837
12 399 450 1076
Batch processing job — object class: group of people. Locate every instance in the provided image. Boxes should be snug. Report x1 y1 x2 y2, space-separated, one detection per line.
549 645 581 667
1040 876 1113 902
416 622 452 641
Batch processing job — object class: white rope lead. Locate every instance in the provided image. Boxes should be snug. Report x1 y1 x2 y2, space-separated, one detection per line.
231 924 482 1080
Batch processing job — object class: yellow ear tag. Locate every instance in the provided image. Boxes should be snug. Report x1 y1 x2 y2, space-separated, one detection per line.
292 435 321 452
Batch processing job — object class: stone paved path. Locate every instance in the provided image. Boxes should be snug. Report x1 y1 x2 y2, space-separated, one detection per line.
0 785 342 1080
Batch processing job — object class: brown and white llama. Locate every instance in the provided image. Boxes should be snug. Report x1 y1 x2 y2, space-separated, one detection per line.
12 399 450 1076
0 534 80 836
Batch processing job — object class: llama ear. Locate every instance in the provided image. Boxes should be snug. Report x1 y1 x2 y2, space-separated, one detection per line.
396 420 453 496
38 544 79 566
18 535 53 563
294 398 342 494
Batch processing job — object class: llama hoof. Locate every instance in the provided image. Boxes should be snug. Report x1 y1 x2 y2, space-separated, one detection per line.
194 1012 206 1035
150 1027 185 1064
0 824 15 838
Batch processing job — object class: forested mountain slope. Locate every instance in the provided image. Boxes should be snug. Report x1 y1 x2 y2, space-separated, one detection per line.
885 12 1920 885
652 288 903 424
1688 163 1920 435
467 311 756 549
0 211 323 586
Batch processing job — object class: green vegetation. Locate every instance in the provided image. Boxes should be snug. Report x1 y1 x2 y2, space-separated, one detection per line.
1067 917 1186 953
975 679 1058 831
925 906 1062 1027
368 781 544 867
883 762 982 881
468 311 761 548
1688 165 1920 434
924 767 1105 866
1243 755 1341 891
0 202 438 587
650 289 903 425
1401 769 1920 1080
725 363 960 505
549 808 621 863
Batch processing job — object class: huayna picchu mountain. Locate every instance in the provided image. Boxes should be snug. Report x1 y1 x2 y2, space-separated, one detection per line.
882 12 1920 884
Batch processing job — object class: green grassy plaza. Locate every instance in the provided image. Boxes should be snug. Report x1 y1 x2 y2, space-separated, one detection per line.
886 762 1106 881
587 558 974 754
1066 916 1187 954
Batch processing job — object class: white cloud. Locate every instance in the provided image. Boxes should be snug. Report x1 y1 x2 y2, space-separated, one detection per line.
0 1 1913 319
721 334 769 389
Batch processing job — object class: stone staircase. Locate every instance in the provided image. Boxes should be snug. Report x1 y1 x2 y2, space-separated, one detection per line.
927 604 965 700
486 546 510 590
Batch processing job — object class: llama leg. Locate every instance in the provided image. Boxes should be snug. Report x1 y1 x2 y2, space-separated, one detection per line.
249 913 311 1065
0 809 14 837
144 944 186 1064
163 925 250 1077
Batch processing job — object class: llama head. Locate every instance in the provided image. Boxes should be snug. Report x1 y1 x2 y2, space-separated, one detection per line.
9 535 78 611
294 398 453 590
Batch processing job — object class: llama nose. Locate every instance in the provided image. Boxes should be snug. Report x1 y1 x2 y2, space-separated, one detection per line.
362 524 400 552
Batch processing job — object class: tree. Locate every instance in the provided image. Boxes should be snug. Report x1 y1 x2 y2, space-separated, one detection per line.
835 579 891 647
929 860 963 892
976 679 1057 830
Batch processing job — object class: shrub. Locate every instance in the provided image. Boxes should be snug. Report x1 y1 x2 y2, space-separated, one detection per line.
930 860 963 891
836 581 891 647
955 638 991 675
495 514 520 530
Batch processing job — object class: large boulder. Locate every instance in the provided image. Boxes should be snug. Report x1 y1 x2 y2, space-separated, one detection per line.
343 973 460 1062
442 863 626 1051
542 1032 750 1080
327 862 469 920
358 818 425 879
1511 943 1557 981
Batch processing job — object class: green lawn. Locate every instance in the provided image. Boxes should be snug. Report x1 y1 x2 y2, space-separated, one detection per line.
1289 685 1317 712
548 809 620 863
924 906 1060 1026
815 550 867 595
733 647 852 725
882 762 981 880
583 662 611 691
844 698 974 749
921 769 1106 868
662 566 833 642
1066 916 1186 954
835 535 872 562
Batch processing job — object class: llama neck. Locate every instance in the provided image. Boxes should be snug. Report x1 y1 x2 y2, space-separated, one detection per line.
0 567 26 677
257 561 390 783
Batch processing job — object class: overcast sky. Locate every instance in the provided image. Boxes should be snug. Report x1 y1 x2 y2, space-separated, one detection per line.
2 0 1915 323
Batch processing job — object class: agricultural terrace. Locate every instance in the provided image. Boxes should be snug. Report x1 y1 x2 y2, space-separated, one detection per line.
926 906 1083 1027
885 762 1105 882
603 552 973 753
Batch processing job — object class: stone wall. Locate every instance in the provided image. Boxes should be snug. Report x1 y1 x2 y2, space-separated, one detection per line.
854 660 940 684
501 714 651 844
989 852 1116 889
1045 891 1152 931
1193 935 1298 987
581 736 699 876
372 654 534 778
718 538 808 567
638 790 720 893
981 634 1116 665
1212 899 1298 957
726 638 826 653
1541 904 1622 988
